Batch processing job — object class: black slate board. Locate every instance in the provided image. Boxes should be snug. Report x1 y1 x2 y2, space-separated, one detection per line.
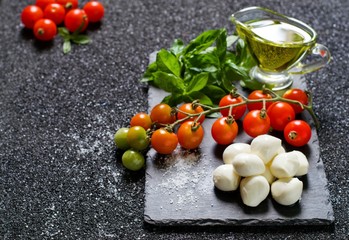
144 76 334 227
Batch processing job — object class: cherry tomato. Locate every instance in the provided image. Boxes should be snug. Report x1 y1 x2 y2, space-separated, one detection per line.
177 121 204 150
126 126 150 151
44 3 66 25
247 90 273 111
64 9 89 33
211 117 238 145
150 103 176 126
21 5 44 29
56 0 79 10
33 19 57 41
114 127 130 150
83 1 105 23
219 94 246 120
177 103 205 124
282 88 309 114
284 120 312 147
243 110 271 137
267 102 295 131
151 128 178 154
35 0 55 10
130 112 152 130
122 150 145 171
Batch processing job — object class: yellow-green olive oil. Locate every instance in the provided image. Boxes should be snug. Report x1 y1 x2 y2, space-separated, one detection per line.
236 20 314 71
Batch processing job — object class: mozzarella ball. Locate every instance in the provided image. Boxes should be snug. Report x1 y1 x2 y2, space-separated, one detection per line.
251 134 283 164
232 153 265 177
271 178 303 206
260 162 276 184
270 152 300 178
292 150 309 176
240 175 270 207
222 143 251 164
213 164 241 191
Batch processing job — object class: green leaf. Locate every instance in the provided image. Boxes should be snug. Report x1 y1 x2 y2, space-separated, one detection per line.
170 39 185 56
141 61 157 83
161 93 184 106
63 40 71 54
187 91 213 106
186 72 209 93
156 49 181 77
187 53 219 72
71 34 90 45
183 29 223 55
58 27 70 38
153 71 185 93
201 84 227 103
215 29 227 62
222 61 249 91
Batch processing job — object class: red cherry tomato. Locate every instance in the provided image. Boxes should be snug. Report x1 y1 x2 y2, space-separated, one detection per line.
282 88 309 114
56 0 79 10
247 90 273 111
211 117 238 145
35 0 55 10
130 112 152 130
83 1 105 23
33 19 57 41
21 5 44 29
177 103 205 124
284 120 312 147
177 121 204 150
64 9 89 33
219 94 246 120
267 102 295 131
44 3 66 25
151 128 178 154
150 103 176 126
243 110 271 137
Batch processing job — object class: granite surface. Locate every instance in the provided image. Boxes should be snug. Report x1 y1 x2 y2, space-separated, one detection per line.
0 0 348 239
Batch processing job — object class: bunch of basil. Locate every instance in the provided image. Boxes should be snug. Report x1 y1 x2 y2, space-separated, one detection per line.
141 28 260 106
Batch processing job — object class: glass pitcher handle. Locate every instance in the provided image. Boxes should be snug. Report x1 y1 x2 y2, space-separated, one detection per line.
290 43 331 75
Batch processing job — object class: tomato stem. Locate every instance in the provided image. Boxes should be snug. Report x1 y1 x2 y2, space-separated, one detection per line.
165 88 319 131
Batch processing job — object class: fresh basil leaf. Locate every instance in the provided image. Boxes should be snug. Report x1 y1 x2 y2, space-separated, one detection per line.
239 78 268 90
186 72 209 93
183 29 223 55
188 91 213 106
141 61 157 82
170 39 185 56
63 40 71 54
71 34 90 45
201 84 227 103
215 29 227 62
187 53 219 72
58 27 70 38
153 71 185 93
162 93 184 106
156 49 181 77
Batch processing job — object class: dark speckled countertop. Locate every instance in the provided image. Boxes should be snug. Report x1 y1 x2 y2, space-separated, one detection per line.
1 0 348 239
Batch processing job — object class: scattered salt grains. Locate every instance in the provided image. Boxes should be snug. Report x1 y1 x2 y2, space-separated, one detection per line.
68 114 114 160
155 150 212 207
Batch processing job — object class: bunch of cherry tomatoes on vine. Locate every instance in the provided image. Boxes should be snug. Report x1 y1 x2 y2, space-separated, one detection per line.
21 0 104 41
114 87 316 171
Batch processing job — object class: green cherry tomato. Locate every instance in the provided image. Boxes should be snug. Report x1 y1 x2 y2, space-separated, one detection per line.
127 126 150 151
114 127 130 150
122 150 145 171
